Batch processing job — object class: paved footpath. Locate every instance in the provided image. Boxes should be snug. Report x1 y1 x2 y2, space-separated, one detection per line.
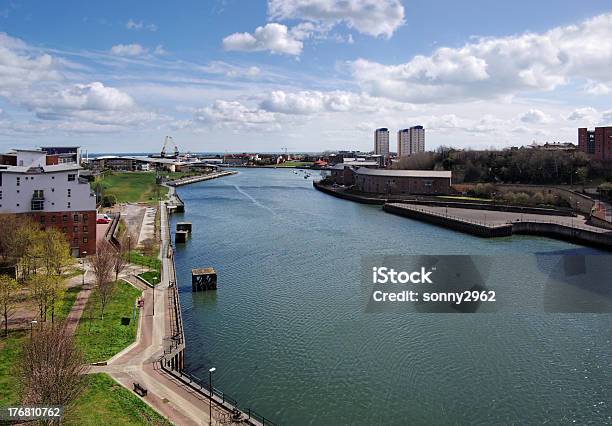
87 202 235 426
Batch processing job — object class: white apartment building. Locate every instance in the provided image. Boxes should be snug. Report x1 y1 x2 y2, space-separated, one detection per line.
0 149 97 256
374 128 390 156
397 126 425 157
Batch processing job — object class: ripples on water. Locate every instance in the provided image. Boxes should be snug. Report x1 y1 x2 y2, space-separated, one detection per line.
171 168 611 425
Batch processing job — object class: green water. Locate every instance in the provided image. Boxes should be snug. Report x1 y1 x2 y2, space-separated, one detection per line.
171 168 610 425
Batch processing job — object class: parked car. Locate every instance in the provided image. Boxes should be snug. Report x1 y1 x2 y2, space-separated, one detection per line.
96 217 111 224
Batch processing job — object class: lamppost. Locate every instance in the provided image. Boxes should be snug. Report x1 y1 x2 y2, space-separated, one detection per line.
30 320 37 338
81 251 87 285
152 276 157 316
140 254 144 274
209 367 216 423
128 235 132 264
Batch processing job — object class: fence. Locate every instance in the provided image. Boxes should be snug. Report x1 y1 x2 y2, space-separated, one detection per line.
159 201 278 425
160 365 278 426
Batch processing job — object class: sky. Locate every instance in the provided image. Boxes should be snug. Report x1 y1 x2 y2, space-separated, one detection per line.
1 0 612 153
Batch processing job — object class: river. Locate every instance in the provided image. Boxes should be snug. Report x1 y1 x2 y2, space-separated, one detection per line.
170 168 610 424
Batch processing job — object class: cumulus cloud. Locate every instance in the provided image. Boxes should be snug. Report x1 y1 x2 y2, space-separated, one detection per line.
268 0 404 38
584 81 611 95
194 100 279 130
350 13 612 103
519 109 551 124
110 43 148 56
259 90 367 114
223 23 303 55
567 107 598 121
0 33 62 91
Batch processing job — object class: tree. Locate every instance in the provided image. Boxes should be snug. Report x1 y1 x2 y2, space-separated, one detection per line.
29 275 55 322
112 243 128 281
47 275 66 325
89 241 116 319
41 228 72 277
19 322 86 413
0 275 18 336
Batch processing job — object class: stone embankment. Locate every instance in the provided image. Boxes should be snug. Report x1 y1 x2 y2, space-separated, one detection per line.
384 203 612 251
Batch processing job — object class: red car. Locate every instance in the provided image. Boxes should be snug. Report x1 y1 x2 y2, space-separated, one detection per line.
96 217 111 224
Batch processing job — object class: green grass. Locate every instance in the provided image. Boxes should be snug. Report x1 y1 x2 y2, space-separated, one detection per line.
64 373 170 426
51 286 82 322
76 281 141 363
127 250 161 272
93 172 168 204
138 271 160 286
0 330 27 406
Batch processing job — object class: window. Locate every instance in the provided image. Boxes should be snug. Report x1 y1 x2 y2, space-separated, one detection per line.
83 237 88 244
51 215 56 223
83 225 88 233
73 214 79 222
73 226 78 232
0 190 2 200
16 177 20 186
83 213 88 220
67 202 71 209
62 214 68 222
68 174 76 181
62 227 67 233
16 203 19 207
33 189 44 198
67 189 71 197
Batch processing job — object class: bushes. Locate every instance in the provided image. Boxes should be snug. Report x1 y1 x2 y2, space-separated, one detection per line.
498 190 566 207
101 195 117 207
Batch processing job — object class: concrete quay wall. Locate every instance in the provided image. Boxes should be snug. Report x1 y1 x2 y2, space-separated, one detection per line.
512 221 612 250
383 203 513 238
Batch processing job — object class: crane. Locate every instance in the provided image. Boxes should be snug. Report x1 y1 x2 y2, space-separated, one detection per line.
161 136 173 158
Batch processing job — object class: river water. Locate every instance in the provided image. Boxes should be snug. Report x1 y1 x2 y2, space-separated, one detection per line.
171 168 610 425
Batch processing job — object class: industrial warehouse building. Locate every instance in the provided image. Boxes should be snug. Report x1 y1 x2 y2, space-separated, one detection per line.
329 167 451 195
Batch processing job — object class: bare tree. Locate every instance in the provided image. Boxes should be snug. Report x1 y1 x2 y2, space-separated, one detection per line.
112 238 129 281
89 241 116 319
0 275 18 336
19 321 86 414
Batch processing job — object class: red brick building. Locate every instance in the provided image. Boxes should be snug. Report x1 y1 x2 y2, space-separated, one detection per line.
578 127 612 161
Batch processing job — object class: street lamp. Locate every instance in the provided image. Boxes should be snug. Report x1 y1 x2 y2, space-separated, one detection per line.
209 367 216 423
152 276 158 316
81 251 87 285
30 320 37 338
140 254 144 273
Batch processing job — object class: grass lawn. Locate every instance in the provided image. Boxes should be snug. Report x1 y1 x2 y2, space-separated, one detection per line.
138 271 160 286
93 172 168 204
0 330 27 406
76 281 141 363
127 250 161 272
64 373 170 426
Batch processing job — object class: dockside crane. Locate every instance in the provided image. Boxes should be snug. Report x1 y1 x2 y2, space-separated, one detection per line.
161 135 174 158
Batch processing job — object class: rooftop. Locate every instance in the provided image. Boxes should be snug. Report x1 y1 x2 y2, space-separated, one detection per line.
355 168 451 178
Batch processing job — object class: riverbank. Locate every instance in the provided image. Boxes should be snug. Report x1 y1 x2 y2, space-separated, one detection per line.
314 180 612 250
384 203 612 251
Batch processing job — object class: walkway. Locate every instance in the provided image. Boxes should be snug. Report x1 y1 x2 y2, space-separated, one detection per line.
87 202 241 426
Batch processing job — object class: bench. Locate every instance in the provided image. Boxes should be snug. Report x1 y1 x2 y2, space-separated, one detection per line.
133 382 148 397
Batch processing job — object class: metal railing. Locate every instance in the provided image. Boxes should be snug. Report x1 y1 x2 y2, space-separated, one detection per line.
388 204 610 234
160 365 278 426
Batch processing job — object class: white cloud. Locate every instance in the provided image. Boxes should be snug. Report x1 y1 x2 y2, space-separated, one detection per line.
0 33 62 91
584 81 611 95
260 90 362 114
223 23 303 55
268 0 404 38
154 44 167 56
201 61 261 78
519 109 551 124
194 100 280 130
350 13 612 103
110 43 148 56
126 19 158 31
567 107 598 122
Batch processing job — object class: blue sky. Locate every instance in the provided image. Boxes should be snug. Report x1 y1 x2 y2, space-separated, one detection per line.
1 0 612 153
